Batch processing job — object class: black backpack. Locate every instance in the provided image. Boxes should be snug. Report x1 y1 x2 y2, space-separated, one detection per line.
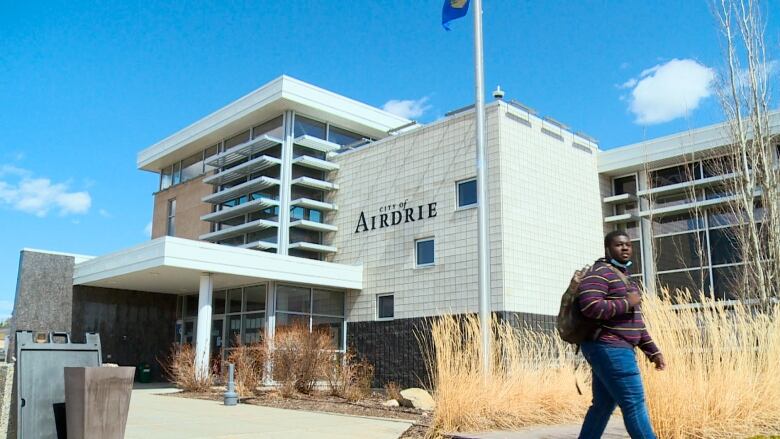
556 265 600 344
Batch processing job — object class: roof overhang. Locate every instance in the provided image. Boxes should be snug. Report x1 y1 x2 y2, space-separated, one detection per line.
598 111 780 175
137 75 411 172
73 237 362 294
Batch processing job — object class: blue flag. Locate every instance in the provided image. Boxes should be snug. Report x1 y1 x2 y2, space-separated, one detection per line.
442 0 470 30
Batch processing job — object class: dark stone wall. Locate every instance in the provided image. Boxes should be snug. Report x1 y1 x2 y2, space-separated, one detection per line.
71 286 178 381
348 311 557 388
11 251 75 334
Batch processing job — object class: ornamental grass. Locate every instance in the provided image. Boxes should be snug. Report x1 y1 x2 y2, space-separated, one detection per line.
423 292 780 438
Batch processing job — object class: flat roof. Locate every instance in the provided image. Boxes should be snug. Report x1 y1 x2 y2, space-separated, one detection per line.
137 75 411 172
73 237 362 294
598 110 780 174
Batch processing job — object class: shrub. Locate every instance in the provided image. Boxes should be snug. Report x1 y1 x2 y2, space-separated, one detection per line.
325 350 375 402
272 321 332 395
226 337 267 397
160 343 213 393
384 381 403 402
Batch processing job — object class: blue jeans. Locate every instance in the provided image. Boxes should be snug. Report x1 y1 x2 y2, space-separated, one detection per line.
578 341 656 439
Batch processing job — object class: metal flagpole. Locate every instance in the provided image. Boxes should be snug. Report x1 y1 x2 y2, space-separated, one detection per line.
472 0 491 378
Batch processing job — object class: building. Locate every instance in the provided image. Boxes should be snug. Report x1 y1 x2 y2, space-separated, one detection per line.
10 76 778 385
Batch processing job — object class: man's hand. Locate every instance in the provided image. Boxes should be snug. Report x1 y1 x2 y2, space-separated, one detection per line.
626 291 641 307
652 354 666 371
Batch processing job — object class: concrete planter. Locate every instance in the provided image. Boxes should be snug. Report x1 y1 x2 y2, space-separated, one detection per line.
64 367 135 439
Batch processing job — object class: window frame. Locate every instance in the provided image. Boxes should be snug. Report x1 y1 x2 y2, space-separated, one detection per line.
166 198 176 236
415 237 436 268
376 294 395 320
456 177 478 210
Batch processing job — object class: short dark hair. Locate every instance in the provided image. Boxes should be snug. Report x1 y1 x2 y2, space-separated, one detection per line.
604 230 630 247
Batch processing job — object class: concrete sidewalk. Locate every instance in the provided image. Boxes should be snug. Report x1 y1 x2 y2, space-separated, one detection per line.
125 387 413 439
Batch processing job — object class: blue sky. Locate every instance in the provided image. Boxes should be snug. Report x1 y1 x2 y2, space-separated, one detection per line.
0 0 778 319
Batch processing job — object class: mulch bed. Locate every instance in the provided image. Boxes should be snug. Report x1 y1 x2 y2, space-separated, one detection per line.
166 388 432 438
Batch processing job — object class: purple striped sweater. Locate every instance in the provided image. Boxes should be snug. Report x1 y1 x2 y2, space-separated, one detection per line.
576 259 661 359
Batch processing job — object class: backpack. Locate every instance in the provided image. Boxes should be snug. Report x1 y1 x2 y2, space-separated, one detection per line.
556 264 600 344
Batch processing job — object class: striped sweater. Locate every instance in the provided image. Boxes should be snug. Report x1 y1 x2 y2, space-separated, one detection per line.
576 259 661 359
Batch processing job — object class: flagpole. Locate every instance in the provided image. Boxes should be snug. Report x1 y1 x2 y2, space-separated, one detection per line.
472 0 491 379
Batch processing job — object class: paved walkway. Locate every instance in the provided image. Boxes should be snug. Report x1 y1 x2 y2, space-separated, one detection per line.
125 387 413 439
449 419 629 439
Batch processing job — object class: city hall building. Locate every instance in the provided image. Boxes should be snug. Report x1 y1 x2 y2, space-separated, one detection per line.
11 76 779 385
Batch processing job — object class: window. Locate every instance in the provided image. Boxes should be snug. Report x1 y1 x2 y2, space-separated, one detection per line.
457 179 477 208
172 162 181 185
416 238 435 267
160 166 173 190
166 199 176 236
252 116 284 140
650 163 701 188
181 151 204 182
276 285 345 349
377 294 394 319
328 125 364 147
294 115 326 139
613 175 637 195
225 130 250 150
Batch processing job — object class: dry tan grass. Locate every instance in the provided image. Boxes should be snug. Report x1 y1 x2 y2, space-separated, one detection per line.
641 291 780 439
424 295 780 438
422 315 590 435
324 349 375 402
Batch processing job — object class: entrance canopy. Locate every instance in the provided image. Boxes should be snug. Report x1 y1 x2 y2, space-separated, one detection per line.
73 236 362 294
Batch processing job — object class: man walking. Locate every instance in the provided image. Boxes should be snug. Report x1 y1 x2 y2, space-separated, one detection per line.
577 230 666 439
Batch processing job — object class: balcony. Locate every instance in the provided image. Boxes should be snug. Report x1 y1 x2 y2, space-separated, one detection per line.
199 218 278 242
293 135 340 153
292 155 340 172
200 197 279 223
289 219 337 233
602 193 636 204
290 198 337 211
202 176 281 205
288 242 337 254
203 155 281 186
291 176 338 191
205 135 282 169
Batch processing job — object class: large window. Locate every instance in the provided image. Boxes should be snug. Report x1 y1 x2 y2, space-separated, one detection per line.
457 178 477 208
204 284 268 349
416 238 435 267
328 126 363 147
252 116 284 140
276 285 345 350
294 115 326 139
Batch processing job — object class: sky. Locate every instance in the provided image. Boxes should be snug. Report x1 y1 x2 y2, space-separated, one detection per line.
0 0 778 320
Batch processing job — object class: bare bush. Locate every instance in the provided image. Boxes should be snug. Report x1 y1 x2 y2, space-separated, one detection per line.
159 343 213 393
226 337 267 397
324 350 375 402
272 321 332 395
384 381 403 402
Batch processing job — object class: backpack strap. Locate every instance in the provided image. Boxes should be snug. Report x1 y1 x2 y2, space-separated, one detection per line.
605 264 632 288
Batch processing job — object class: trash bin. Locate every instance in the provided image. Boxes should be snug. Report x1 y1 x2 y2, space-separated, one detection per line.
64 366 135 439
138 362 152 383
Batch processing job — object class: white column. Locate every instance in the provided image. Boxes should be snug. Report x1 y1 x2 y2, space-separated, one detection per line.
277 110 294 256
195 273 213 379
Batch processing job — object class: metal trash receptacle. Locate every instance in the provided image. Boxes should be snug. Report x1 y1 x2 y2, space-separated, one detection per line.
15 331 101 439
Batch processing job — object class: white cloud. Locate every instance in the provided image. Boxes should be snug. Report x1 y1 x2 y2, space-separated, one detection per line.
144 221 152 237
99 209 112 218
622 58 715 125
0 166 91 217
382 97 431 119
735 59 779 90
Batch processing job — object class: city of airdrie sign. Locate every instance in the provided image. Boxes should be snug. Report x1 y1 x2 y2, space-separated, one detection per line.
354 200 437 233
